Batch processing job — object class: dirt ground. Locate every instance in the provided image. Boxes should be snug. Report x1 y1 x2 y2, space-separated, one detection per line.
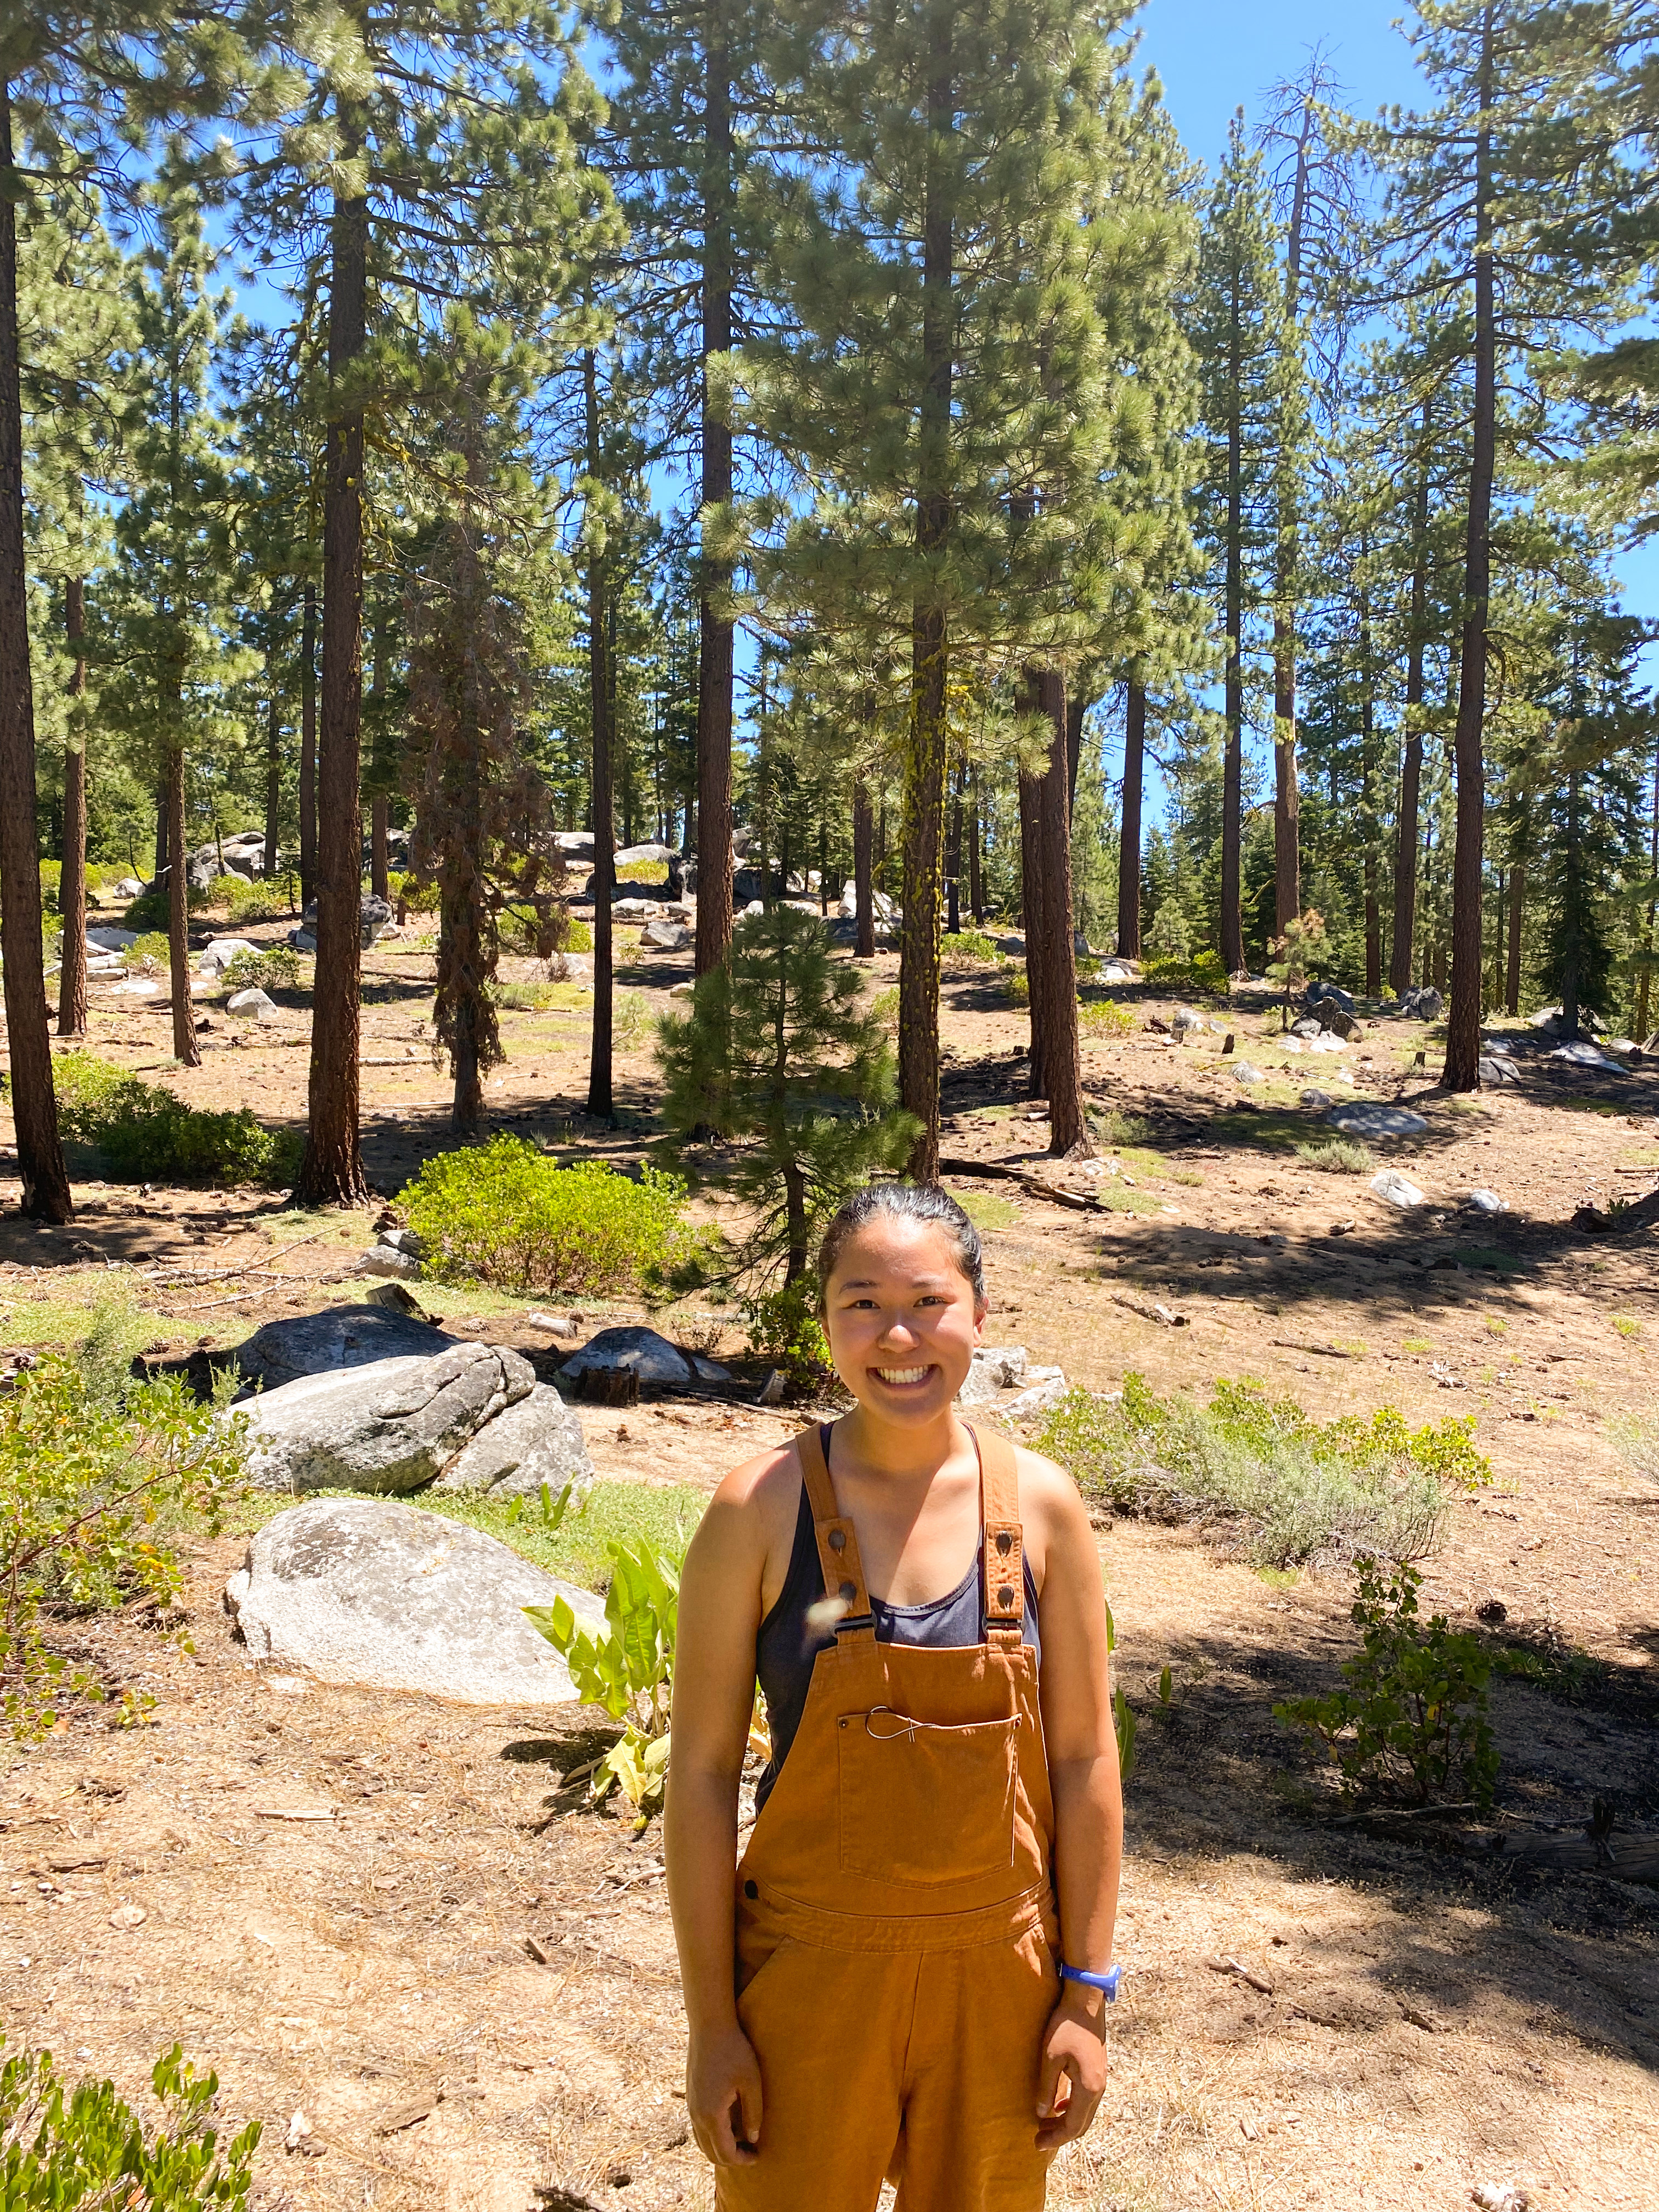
1 897 1656 2211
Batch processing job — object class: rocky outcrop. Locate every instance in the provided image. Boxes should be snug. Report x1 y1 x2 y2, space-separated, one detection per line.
240 1342 533 1494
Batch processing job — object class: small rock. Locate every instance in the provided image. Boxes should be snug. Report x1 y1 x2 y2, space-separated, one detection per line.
1470 2183 1527 2212
546 951 591 984
1305 979 1355 1015
288 928 318 953
525 1311 578 1340
668 980 695 998
1479 1056 1520 1087
1549 1040 1626 1073
1322 1006 1364 1042
380 1226 424 1256
353 1243 422 1280
1369 1168 1425 1209
430 1382 594 1500
1290 1017 1323 1040
112 876 143 900
86 927 139 951
227 986 275 1018
560 1326 694 1387
1170 1005 1205 1041
1475 1595 1509 1625
1005 1375 1069 1420
957 1346 1030 1405
1308 1032 1347 1053
756 1369 786 1406
1299 1087 1333 1107
1465 1188 1506 1213
1328 1103 1429 1138
198 936 259 975
1232 1061 1264 1085
640 916 690 951
108 1903 146 1931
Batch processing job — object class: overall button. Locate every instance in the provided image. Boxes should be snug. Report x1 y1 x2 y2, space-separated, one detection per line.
744 1880 759 1900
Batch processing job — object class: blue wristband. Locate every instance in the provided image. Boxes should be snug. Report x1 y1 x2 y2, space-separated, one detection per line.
1057 1960 1122 2000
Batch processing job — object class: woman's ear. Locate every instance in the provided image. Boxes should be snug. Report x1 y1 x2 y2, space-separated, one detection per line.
973 1299 988 1344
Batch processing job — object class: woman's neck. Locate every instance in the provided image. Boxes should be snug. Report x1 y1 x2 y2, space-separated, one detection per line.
833 1404 973 1490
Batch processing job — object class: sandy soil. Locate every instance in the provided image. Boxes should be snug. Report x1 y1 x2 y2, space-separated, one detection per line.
0 899 1655 2210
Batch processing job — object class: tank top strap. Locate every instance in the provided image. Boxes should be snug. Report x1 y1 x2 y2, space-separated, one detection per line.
969 1422 1025 1649
793 1422 874 1644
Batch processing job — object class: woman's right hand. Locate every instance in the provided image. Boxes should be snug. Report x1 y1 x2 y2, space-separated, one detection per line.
686 2023 763 2166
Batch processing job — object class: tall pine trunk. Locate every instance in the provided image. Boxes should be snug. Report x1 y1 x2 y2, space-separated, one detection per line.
1019 758 1046 1096
1389 431 1431 996
1444 8 1496 1092
1031 668 1086 1156
1638 738 1659 1040
946 774 962 936
296 143 369 1206
1359 569 1381 995
693 7 735 979
298 579 317 911
1117 679 1145 958
1505 846 1525 1017
1271 104 1312 936
585 348 615 1121
1221 261 1245 976
57 577 88 1038
899 0 952 1184
263 662 280 881
853 775 875 958
968 769 983 924
0 86 70 1220
165 747 199 1067
369 602 390 903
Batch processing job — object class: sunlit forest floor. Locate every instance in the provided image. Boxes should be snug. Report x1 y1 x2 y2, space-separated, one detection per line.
0 891 1655 2211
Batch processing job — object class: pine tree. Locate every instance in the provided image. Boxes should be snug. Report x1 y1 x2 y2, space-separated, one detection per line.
658 906 916 1282
1189 115 1291 978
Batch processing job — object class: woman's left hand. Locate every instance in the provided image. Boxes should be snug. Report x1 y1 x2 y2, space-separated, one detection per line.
1034 1993 1108 2149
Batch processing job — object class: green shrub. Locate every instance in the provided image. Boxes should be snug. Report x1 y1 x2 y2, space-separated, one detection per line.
223 876 291 925
401 1136 702 1295
616 857 669 884
565 915 594 953
1037 1373 1487 1568
525 1535 680 1822
1088 1107 1153 1149
1079 996 1135 1039
390 869 441 915
742 1277 832 1388
616 988 651 1046
122 932 171 973
0 1328 249 1738
871 984 900 1023
1295 1138 1373 1174
490 978 560 1012
1275 1556 1499 1807
220 946 301 995
940 929 1000 967
0 2038 260 2209
37 860 60 902
122 888 207 929
1005 968 1030 1007
49 1052 302 1187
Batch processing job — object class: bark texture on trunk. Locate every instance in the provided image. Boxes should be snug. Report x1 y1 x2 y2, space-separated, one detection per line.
693 10 735 980
585 350 614 1121
968 771 982 924
946 776 961 936
1019 759 1045 1094
1638 742 1659 1040
1389 430 1431 997
371 797 389 903
1272 615 1300 933
57 577 88 1037
0 87 70 1218
853 776 875 960
165 748 199 1066
1506 853 1525 1017
898 0 952 1185
298 579 318 911
1031 668 1087 1156
296 152 369 1206
1444 12 1496 1092
1117 679 1145 959
1359 574 1380 996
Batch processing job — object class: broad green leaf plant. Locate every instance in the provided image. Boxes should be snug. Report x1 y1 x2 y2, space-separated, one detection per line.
526 1537 681 1825
0 2037 259 2209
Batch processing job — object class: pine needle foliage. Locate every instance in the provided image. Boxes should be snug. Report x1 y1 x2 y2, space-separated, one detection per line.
657 908 918 1282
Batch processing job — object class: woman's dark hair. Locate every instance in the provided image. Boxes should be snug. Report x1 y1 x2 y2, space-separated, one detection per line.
816 1182 986 1310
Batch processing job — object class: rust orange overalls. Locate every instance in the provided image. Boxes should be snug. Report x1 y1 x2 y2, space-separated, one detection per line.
719 1421 1060 2212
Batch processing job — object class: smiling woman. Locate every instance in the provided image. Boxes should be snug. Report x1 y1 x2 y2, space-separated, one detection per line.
663 1180 1124 2212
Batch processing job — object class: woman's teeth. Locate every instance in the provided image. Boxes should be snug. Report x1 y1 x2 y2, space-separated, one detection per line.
876 1367 929 1385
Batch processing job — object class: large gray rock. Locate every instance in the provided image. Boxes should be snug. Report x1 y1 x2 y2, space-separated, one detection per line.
957 1346 1030 1406
430 1383 593 1499
560 1325 694 1387
232 1304 459 1391
1306 979 1355 1015
223 1497 606 1704
241 1342 535 1495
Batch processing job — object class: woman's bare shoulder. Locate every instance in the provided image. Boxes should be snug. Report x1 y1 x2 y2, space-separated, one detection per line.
1011 1443 1095 1583
693 1437 806 1559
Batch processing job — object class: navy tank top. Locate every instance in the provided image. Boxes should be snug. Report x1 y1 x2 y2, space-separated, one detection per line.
754 1436 1042 1814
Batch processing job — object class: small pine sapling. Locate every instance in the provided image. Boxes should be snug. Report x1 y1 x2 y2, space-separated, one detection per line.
1267 908 1328 1031
657 908 919 1282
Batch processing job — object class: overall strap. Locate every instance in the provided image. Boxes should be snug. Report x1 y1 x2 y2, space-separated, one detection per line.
971 1423 1025 1648
795 1423 874 1644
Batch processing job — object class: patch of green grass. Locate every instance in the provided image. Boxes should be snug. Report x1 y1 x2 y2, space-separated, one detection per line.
1559 1096 1623 1115
1617 1144 1659 1166
1451 1246 1523 1274
1206 1109 1307 1153
1295 1138 1374 1174
1100 1183 1163 1216
1333 1336 1369 1358
1088 1107 1153 1149
871 985 900 1024
1038 1373 1486 1568
0 1270 157 1358
491 979 562 1013
1079 997 1135 1040
1489 1637 1609 1705
614 859 669 884
940 929 1001 967
1257 1565 1299 1589
948 1187 1020 1232
1401 1336 1434 1355
1116 1145 1166 1178
1611 1313 1641 1339
1167 1167 1205 1188
1485 1314 1509 1335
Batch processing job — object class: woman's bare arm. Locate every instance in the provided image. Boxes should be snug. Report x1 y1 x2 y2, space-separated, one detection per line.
665 1453 785 2167
1024 1451 1123 2150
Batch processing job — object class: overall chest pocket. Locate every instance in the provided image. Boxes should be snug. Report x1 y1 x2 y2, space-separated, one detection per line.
837 1704 1019 1887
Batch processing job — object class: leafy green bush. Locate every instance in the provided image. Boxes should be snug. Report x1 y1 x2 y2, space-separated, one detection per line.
49 1052 302 1187
0 1334 249 1737
401 1136 701 1295
490 978 560 1012
0 2036 259 2208
616 857 669 884
870 984 900 1023
389 869 441 915
220 946 301 995
940 929 1000 967
1295 1138 1373 1174
1079 996 1135 1039
223 876 290 925
524 1536 680 1821
1005 968 1030 1007
121 932 171 973
1275 1556 1499 1807
122 888 207 929
742 1277 832 1388
1037 1373 1487 1568
615 988 651 1046
564 916 594 953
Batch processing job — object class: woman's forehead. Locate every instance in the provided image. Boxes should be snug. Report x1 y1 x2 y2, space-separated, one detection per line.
827 1220 969 1285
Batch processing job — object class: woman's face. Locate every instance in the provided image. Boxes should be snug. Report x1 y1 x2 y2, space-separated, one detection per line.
822 1217 985 1427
